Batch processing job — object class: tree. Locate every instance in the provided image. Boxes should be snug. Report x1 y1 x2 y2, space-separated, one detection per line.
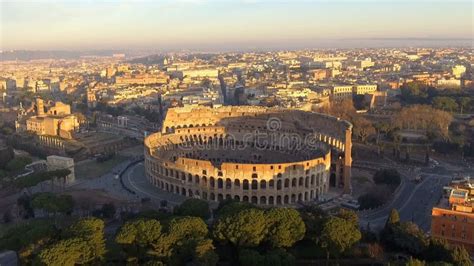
239 249 264 266
373 122 390 145
37 237 93 265
386 209 400 227
382 221 427 255
451 245 472 266
215 199 255 218
394 105 452 141
353 116 375 143
326 99 356 121
318 216 361 259
116 219 162 249
5 156 32 172
174 199 210 220
194 239 219 266
38 218 106 265
213 208 268 248
458 97 471 114
400 82 431 104
365 243 384 260
358 186 392 210
0 146 14 169
149 216 214 264
0 220 57 254
168 216 208 240
406 257 426 266
299 205 327 240
337 209 358 227
15 169 72 194
423 238 452 263
264 249 296 266
373 169 401 187
67 217 106 261
433 97 458 113
265 208 305 248
31 192 74 215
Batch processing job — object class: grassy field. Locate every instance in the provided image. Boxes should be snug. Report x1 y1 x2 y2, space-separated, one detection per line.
75 155 128 180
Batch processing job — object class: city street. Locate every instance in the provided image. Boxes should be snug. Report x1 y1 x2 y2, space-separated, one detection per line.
122 162 187 206
71 161 187 208
357 153 474 233
359 172 451 232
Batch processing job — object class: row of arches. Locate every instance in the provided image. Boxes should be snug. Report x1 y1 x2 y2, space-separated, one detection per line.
148 166 327 192
150 176 322 205
148 159 327 181
164 124 346 152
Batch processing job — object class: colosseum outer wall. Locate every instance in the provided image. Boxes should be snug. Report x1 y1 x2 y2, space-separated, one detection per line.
144 106 353 205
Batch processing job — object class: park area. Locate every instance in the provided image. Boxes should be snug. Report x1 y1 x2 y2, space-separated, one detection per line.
74 155 127 180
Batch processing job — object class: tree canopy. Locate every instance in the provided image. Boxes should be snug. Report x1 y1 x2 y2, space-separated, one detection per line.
394 105 452 140
213 208 268 248
31 192 74 214
116 219 162 247
37 218 106 265
265 208 306 248
173 199 211 220
15 169 71 190
373 169 401 187
318 216 361 258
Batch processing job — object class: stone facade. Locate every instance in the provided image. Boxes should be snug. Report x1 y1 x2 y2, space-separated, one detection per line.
144 106 352 205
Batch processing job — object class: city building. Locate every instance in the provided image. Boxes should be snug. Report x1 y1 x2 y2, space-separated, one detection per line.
452 65 466 79
436 78 461 89
47 155 75 184
327 85 354 101
115 73 169 85
353 84 378 95
431 179 474 254
24 98 80 139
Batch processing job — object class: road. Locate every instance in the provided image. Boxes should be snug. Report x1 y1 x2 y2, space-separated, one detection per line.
121 162 187 206
359 172 451 232
357 154 467 233
72 154 463 233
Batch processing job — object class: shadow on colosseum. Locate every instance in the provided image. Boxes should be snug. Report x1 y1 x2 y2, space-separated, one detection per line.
175 116 325 153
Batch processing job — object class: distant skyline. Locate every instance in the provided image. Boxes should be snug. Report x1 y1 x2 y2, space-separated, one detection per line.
1 0 473 51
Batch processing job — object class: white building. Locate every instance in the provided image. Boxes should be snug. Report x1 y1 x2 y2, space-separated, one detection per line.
47 155 75 184
452 65 466 79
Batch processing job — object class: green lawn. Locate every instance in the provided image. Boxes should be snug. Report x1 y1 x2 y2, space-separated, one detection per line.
75 155 128 180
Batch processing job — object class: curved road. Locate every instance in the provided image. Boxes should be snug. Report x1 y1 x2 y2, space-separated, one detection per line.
357 159 452 232
122 162 187 206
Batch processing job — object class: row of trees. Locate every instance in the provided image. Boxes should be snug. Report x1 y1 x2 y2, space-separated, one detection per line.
2 199 471 265
381 209 471 266
400 82 473 114
13 169 71 194
394 105 453 140
0 217 105 265
0 199 363 265
328 90 472 160
327 100 454 145
325 99 375 143
0 155 31 180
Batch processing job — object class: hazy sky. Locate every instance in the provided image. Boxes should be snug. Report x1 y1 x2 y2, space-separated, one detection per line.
1 0 472 51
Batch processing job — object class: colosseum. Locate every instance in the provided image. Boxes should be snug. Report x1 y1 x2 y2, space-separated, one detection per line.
144 106 352 205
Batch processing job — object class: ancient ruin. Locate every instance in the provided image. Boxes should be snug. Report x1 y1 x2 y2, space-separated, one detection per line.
144 106 352 205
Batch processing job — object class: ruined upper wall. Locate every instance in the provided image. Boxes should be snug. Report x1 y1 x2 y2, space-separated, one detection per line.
161 106 352 141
